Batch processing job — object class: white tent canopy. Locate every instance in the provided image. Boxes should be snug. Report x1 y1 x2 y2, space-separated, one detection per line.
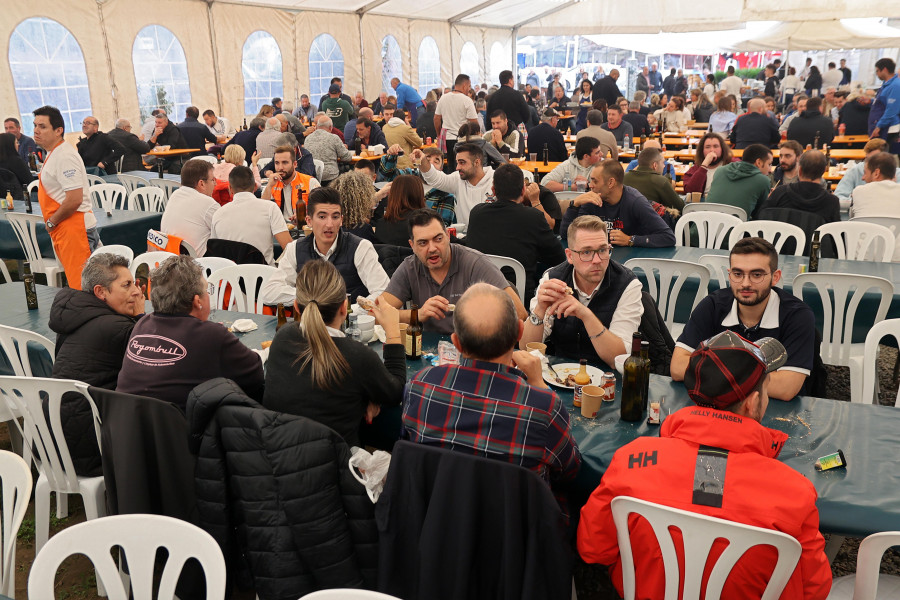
723 19 900 52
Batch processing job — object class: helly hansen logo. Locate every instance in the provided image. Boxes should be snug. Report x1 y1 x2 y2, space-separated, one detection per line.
628 451 658 469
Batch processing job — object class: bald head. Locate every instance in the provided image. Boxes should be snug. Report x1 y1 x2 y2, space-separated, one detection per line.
748 98 766 113
359 107 374 120
275 113 289 131
265 117 280 131
642 139 661 151
453 283 519 361
316 116 333 130
115 119 131 130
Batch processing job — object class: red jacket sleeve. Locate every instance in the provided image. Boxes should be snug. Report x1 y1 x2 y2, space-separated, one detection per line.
576 458 624 566
796 495 832 600
681 164 707 194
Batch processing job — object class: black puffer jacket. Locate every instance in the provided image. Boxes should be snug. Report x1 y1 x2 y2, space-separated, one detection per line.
49 287 139 476
187 378 378 600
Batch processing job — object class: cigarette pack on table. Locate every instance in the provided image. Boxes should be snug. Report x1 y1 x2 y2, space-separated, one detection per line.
437 341 459 366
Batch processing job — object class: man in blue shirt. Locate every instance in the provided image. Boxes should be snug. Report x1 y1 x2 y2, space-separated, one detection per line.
870 58 900 153
391 77 424 127
4 117 38 161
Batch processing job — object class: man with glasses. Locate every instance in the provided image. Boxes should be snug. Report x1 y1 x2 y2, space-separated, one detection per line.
670 237 816 400
159 159 220 256
521 215 643 364
77 116 124 174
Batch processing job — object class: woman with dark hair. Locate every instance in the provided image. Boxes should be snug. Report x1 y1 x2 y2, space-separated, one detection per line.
0 132 34 191
373 174 426 246
681 132 735 194
591 98 608 124
804 66 823 96
574 79 594 131
703 74 716 102
263 259 405 447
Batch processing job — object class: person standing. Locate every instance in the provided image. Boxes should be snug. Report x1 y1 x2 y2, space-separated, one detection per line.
870 58 900 152
32 105 100 290
435 74 479 173
485 70 531 130
391 77 424 127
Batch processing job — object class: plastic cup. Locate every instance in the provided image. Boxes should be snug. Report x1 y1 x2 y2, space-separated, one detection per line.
525 342 547 355
581 385 604 418
529 153 537 162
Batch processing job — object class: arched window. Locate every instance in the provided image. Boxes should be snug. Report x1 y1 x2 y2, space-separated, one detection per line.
418 37 441 97
242 31 283 117
133 25 191 123
460 42 480 88
8 18 92 135
381 35 402 94
309 34 344 100
490 42 507 86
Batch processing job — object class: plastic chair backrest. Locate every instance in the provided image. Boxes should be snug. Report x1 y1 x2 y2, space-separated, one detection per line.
0 324 55 378
28 513 227 600
5 213 61 276
300 590 403 599
0 377 100 496
0 260 10 284
817 221 894 262
728 220 806 256
851 215 900 237
130 251 178 278
0 450 32 598
674 213 741 249
209 264 278 314
180 239 199 258
86 174 105 187
793 273 892 368
128 187 166 212
196 257 236 280
862 319 900 406
699 254 730 290
682 202 748 221
193 155 217 165
610 496 802 600
257 157 272 172
27 180 39 196
90 244 135 265
116 173 149 196
849 532 900 600
90 183 127 212
485 255 526 302
624 258 710 332
521 169 535 183
147 178 181 203
313 159 324 181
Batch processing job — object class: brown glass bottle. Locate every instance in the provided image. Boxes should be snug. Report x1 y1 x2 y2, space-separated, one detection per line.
23 261 38 310
640 340 651 410
620 332 644 422
276 304 287 330
406 303 423 360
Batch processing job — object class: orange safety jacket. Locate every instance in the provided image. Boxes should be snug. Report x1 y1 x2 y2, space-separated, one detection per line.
270 171 314 217
147 229 183 254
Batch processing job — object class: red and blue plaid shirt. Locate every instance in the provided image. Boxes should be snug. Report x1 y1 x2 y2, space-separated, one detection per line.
401 359 582 484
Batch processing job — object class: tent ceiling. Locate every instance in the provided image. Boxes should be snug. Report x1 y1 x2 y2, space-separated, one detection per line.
723 19 900 51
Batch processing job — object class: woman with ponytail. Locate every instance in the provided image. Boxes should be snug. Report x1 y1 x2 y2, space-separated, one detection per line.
263 259 405 446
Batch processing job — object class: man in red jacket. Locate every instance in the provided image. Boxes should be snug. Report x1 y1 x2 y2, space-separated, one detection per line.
577 330 831 600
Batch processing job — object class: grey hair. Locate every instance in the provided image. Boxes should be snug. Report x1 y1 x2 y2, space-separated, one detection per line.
249 117 266 129
115 119 130 130
149 255 205 314
81 252 130 291
453 283 519 361
317 116 333 130
265 117 280 131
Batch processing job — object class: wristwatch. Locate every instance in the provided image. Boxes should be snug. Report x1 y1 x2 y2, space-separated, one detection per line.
45 219 56 230
528 311 544 326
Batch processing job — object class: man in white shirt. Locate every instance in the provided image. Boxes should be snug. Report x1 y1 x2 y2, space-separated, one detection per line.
850 151 900 259
719 66 744 100
261 187 389 305
435 74 479 172
799 57 813 81
822 62 844 90
31 105 99 290
160 159 220 256
210 166 292 265
412 143 494 225
202 109 235 142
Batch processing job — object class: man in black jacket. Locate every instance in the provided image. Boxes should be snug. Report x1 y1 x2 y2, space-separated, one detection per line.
147 112 188 173
787 96 835 148
730 98 780 149
839 93 872 135
77 116 123 174
225 117 265 163
592 69 622 107
526 109 568 162
177 106 217 158
107 119 151 173
485 70 530 130
759 150 840 224
416 101 438 141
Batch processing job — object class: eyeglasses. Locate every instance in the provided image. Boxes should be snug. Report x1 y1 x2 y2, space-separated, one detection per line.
573 247 611 262
728 269 772 284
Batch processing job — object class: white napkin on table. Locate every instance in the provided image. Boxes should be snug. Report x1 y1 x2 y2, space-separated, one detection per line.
231 319 258 333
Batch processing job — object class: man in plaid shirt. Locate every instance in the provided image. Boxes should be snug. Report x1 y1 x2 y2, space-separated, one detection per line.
377 145 456 226
401 282 581 487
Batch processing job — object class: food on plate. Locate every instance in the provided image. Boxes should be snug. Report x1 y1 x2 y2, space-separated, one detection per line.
564 374 577 387
356 296 376 311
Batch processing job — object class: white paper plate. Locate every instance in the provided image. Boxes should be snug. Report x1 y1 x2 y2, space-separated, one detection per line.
543 362 605 389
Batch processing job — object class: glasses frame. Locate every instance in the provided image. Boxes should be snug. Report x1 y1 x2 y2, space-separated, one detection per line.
728 269 772 284
573 247 611 262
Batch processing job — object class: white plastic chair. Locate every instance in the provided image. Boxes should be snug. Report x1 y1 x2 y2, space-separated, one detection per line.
116 173 149 196
131 251 178 278
0 450 32 598
0 377 106 557
257 157 272 172
699 254 731 290
208 264 278 314
86 173 105 187
0 324 54 378
682 202 748 221
5 213 65 287
193 155 218 165
793 273 893 404
28 514 227 600
147 178 181 203
611 496 801 600
729 221 806 256
828 532 900 600
521 168 535 183
27 180 39 196
90 183 127 213
180 239 199 258
851 215 900 237
0 260 9 284
485 255 526 303
624 258 710 338
313 158 324 182
674 213 741 249
817 222 894 262
862 319 900 407
128 186 166 212
90 244 134 265
195 257 236 280
300 590 403 599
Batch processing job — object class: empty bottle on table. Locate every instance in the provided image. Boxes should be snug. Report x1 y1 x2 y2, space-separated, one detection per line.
543 143 549 166
276 304 287 331
23 261 38 310
346 315 362 343
809 230 820 273
620 332 644 422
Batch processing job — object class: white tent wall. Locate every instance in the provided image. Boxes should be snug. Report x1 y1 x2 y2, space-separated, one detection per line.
407 20 454 96
449 25 512 87
362 15 413 97
294 11 363 102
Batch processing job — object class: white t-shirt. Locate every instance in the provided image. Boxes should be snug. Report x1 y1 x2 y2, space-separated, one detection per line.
821 69 843 90
160 186 220 256
849 180 900 261
435 92 477 140
421 166 494 225
781 75 801 95
719 75 744 99
210 192 288 264
40 141 96 228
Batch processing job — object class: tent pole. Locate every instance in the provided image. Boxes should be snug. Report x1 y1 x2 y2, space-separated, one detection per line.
512 27 519 85
358 14 367 97
95 0 119 118
206 0 224 115
293 13 299 109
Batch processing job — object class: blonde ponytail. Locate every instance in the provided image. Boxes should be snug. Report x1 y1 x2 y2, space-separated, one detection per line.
294 260 350 391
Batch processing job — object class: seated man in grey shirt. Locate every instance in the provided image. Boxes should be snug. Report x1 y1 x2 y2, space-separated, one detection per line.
380 209 528 334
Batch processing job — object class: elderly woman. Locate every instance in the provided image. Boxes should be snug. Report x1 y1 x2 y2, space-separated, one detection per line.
213 144 261 188
333 171 377 242
49 253 144 475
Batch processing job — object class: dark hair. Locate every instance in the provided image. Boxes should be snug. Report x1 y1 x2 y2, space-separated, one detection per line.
454 142 483 165
809 66 820 76
491 163 525 202
422 147 443 160
499 70 514 85
597 159 624 185
490 109 507 121
3 118 20 127
354 158 375 173
272 97 282 104
529 89 541 100
866 151 898 180
580 79 593 93
454 74 471 87
426 101 437 112
357 117 373 130
228 165 256 193
806 96 823 112
330 77 342 85
876 58 897 74
180 159 213 188
185 106 200 119
394 109 406 121
273 145 296 162
742 144 772 166
798 150 827 180
0 133 18 162
574 136 600 161
637 147 663 168
407 208 444 240
587 109 604 126
716 96 731 111
383 103 396 111
706 74 715 84
731 237 778 272
606 105 622 116
307 186 342 215
778 139 803 156
33 106 64 132
202 109 215 117
828 62 836 69
695 132 731 166
385 174 425 221
454 283 519 361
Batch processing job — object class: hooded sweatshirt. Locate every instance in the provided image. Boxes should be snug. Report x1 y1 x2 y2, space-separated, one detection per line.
382 117 423 169
704 161 772 219
761 181 840 224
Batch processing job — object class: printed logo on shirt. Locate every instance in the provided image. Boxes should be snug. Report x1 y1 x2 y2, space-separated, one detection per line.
127 334 187 366
602 217 624 231
63 169 77 178
325 108 344 119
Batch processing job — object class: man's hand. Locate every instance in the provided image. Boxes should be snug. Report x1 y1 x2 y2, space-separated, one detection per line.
270 171 283 184
524 182 541 207
153 126 164 138
534 278 570 315
511 350 547 388
419 295 450 322
872 127 881 138
573 191 603 208
545 293 588 322
365 403 381 424
251 150 260 166
97 162 105 170
490 128 503 147
387 144 402 156
608 229 632 246
411 148 429 171
374 182 391 204
701 151 717 168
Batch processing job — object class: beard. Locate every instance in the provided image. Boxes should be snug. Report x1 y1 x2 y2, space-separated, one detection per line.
733 285 771 307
